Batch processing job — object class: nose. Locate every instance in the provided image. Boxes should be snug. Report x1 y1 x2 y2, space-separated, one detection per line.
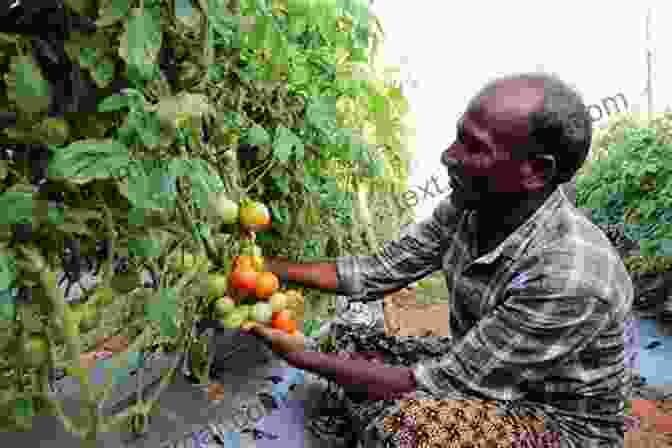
441 144 459 171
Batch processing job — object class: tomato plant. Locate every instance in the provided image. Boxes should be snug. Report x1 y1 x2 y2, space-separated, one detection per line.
0 0 409 441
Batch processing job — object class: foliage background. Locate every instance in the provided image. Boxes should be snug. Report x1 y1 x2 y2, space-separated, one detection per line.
0 0 417 438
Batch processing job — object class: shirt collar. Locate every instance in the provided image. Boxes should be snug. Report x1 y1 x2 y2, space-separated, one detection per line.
468 186 568 265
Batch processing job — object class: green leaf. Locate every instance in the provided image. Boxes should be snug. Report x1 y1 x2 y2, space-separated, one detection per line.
272 175 290 194
0 288 16 321
0 192 33 225
48 139 131 181
368 157 385 177
247 124 271 146
127 206 147 226
98 94 131 112
92 59 116 87
145 288 178 337
12 56 51 114
270 205 289 224
306 97 336 132
96 0 131 27
136 111 162 149
122 7 163 81
0 255 16 291
47 205 65 225
183 159 225 210
14 398 34 418
273 126 304 163
658 239 672 257
125 159 178 210
128 238 162 258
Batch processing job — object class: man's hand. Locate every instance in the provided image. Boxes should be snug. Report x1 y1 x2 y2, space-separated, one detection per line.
241 322 306 357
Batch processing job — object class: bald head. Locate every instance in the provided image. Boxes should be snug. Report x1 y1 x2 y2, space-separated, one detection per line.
468 73 592 184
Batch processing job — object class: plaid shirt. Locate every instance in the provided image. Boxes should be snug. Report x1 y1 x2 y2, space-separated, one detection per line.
335 187 634 446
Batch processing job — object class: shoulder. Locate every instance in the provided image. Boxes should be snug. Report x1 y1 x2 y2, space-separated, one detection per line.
515 203 633 309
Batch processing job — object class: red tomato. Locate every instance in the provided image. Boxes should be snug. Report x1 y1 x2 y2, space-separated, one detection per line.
271 309 296 334
230 268 258 296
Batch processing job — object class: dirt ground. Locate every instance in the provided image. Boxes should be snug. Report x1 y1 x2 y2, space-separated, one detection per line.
383 288 672 447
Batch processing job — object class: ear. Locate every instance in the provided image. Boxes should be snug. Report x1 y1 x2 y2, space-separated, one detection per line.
522 154 556 191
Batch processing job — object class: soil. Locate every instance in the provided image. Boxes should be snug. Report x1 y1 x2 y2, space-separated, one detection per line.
382 288 672 447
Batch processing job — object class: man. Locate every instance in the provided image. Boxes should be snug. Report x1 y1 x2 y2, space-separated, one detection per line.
242 72 634 447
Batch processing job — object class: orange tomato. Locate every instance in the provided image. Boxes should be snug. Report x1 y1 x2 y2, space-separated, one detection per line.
255 272 279 299
239 201 271 227
271 309 296 334
234 255 256 271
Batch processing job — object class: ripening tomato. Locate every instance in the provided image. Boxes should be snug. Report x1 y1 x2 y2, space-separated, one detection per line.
229 268 258 296
252 255 264 272
239 200 271 227
234 255 256 271
271 309 296 334
255 272 279 299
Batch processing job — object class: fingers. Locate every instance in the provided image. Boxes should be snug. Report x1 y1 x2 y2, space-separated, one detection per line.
240 321 257 332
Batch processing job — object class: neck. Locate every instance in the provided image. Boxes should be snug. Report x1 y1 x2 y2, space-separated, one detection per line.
476 185 556 238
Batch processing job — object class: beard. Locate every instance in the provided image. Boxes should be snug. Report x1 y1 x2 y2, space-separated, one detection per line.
449 176 530 213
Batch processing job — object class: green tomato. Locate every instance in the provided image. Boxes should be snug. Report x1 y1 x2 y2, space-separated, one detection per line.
206 274 228 298
252 302 272 323
238 304 254 320
171 253 197 272
21 334 49 368
220 310 246 329
210 193 239 225
213 296 236 318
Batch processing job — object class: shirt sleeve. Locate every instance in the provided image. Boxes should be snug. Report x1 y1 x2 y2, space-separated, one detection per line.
412 259 616 400
335 198 462 302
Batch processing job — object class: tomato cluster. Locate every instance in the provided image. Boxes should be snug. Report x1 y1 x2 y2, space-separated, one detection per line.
206 197 298 334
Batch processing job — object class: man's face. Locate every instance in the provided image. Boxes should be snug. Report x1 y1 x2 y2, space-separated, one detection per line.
440 82 547 211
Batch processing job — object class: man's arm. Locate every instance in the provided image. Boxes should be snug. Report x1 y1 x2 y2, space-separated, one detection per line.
264 198 461 301
264 258 339 291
